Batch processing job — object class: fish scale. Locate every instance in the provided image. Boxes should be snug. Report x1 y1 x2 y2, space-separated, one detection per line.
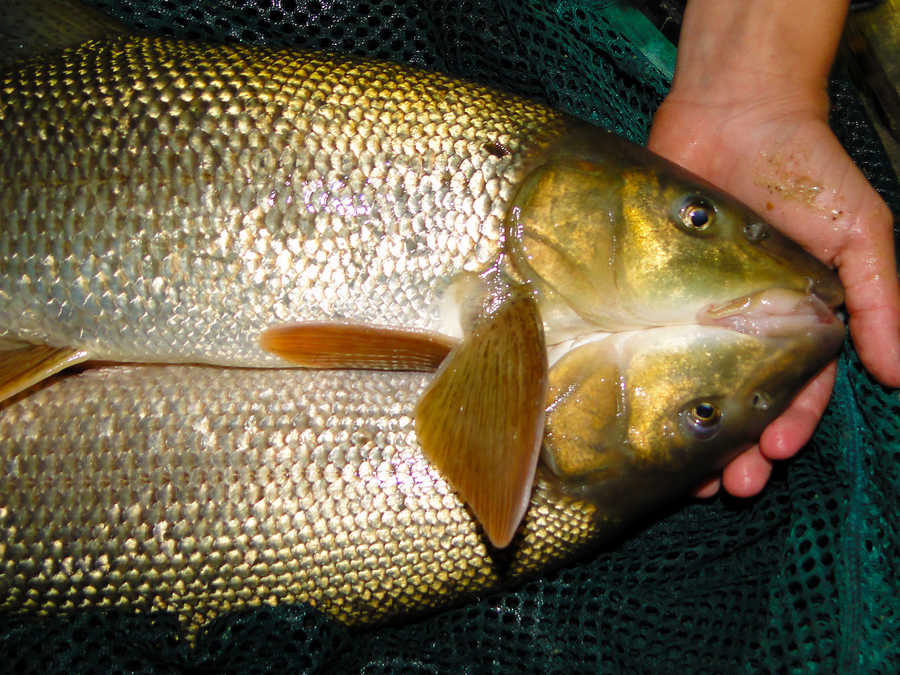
0 35 561 363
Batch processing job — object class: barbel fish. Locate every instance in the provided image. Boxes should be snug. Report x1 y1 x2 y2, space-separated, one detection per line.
0 2 844 544
0 291 844 638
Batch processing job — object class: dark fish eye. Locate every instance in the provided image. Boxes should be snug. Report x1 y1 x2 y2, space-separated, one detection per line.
692 402 719 423
682 400 722 439
678 197 715 233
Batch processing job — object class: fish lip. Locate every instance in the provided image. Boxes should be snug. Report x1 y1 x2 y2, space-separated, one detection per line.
698 288 843 339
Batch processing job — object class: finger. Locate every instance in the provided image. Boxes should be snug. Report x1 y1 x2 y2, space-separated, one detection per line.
837 201 900 388
721 445 773 498
693 477 721 498
759 361 837 460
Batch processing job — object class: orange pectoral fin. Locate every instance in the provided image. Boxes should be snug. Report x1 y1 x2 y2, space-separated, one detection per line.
0 341 90 402
260 322 457 371
414 288 548 548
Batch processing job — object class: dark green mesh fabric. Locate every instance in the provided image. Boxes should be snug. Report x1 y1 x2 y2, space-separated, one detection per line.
2 1 898 672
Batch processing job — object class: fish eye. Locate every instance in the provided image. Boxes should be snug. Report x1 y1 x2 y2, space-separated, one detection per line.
678 197 715 235
681 401 722 439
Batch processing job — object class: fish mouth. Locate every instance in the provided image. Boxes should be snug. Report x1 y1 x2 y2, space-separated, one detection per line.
698 288 844 339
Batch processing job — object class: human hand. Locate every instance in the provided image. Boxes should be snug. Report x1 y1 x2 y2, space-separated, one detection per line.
649 0 900 498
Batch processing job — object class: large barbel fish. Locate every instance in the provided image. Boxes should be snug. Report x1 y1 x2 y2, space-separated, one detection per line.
0 1 844 546
0 302 843 638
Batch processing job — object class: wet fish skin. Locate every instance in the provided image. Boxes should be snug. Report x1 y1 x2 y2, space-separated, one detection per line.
0 35 840 368
0 22 846 556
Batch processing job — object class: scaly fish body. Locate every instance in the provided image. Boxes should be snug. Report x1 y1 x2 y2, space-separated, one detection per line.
0 309 843 636
0 35 839 370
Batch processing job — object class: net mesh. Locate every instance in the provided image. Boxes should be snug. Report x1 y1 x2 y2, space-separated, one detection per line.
1 1 898 672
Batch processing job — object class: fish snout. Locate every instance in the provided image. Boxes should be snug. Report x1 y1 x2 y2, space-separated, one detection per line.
747 222 844 309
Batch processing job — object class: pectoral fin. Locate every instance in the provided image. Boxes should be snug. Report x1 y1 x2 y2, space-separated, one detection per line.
260 323 456 371
0 341 89 402
414 288 548 548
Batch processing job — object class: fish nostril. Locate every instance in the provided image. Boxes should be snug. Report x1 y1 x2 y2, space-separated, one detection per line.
743 222 768 242
751 392 771 410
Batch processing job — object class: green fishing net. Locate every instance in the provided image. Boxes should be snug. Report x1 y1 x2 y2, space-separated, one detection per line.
1 1 898 672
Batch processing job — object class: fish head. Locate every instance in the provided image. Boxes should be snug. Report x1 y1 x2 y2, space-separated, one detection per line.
540 288 844 515
611 159 843 323
505 123 843 334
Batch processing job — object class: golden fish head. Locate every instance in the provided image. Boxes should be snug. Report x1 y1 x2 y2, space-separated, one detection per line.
540 288 844 515
504 122 843 335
